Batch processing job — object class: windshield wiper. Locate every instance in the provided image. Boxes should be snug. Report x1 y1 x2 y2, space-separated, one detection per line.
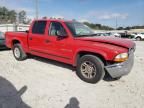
89 34 98 36
76 35 90 37
76 34 97 37
78 34 97 37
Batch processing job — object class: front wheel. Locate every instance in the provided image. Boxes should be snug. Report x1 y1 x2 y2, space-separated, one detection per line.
12 44 27 61
76 55 105 84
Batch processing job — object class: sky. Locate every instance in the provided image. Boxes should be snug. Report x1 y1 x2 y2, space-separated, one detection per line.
0 0 144 27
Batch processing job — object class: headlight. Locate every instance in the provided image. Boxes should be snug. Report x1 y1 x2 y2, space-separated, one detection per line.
114 53 128 62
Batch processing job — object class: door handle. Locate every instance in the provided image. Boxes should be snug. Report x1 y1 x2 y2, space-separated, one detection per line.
29 37 32 40
45 40 51 43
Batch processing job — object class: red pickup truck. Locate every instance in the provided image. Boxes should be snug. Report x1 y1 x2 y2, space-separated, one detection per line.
5 19 135 83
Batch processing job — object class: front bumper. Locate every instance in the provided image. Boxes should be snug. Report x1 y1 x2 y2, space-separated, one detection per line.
105 51 134 78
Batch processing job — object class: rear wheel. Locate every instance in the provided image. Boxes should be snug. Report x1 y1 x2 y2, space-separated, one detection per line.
12 44 27 61
76 55 105 84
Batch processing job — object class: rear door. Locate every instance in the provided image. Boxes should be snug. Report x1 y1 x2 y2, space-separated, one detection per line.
28 21 47 53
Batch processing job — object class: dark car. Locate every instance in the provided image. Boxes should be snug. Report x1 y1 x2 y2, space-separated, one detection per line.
0 31 6 49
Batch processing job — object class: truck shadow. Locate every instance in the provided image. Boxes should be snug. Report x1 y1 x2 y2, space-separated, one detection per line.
31 56 119 82
0 48 11 52
103 72 121 82
64 97 80 108
31 56 76 72
0 76 31 108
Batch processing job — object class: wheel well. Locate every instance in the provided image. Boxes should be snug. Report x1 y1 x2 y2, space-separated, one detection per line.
136 36 141 39
12 40 20 46
76 51 106 66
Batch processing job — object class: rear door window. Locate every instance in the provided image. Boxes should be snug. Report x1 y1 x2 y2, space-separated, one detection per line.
32 21 47 35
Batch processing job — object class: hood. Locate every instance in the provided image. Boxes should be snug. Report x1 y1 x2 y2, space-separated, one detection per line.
75 36 135 49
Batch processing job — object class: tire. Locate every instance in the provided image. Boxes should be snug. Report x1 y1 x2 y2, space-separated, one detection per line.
76 55 105 84
12 44 27 61
136 37 141 41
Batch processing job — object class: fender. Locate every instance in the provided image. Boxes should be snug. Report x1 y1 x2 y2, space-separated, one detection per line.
72 47 109 66
11 37 29 52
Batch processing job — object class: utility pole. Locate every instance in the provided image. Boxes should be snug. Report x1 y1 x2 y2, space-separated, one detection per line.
115 16 118 30
35 0 39 19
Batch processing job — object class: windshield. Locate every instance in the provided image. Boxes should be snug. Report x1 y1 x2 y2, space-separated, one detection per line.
65 22 95 37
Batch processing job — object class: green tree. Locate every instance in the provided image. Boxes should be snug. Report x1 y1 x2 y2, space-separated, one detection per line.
8 10 16 23
18 10 26 24
0 6 16 24
83 22 114 30
117 27 124 30
0 7 31 24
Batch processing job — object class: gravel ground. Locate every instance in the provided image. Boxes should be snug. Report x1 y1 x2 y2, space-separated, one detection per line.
0 41 144 108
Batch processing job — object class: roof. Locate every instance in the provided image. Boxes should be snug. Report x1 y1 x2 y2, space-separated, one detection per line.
34 18 75 22
33 18 74 23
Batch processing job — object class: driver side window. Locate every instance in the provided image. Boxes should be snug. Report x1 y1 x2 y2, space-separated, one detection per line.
49 22 67 36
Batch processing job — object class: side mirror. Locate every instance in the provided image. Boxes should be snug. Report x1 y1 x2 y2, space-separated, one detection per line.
56 30 67 37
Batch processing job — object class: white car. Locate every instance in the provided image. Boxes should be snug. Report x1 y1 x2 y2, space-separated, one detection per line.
135 33 144 41
113 33 121 37
107 32 121 38
0 31 6 49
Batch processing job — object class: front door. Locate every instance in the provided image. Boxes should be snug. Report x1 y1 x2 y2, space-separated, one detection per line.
45 21 73 62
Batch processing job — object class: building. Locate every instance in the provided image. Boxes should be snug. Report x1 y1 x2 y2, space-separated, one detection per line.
0 24 30 33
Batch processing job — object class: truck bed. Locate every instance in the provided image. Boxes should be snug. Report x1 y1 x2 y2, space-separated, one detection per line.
5 31 29 52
